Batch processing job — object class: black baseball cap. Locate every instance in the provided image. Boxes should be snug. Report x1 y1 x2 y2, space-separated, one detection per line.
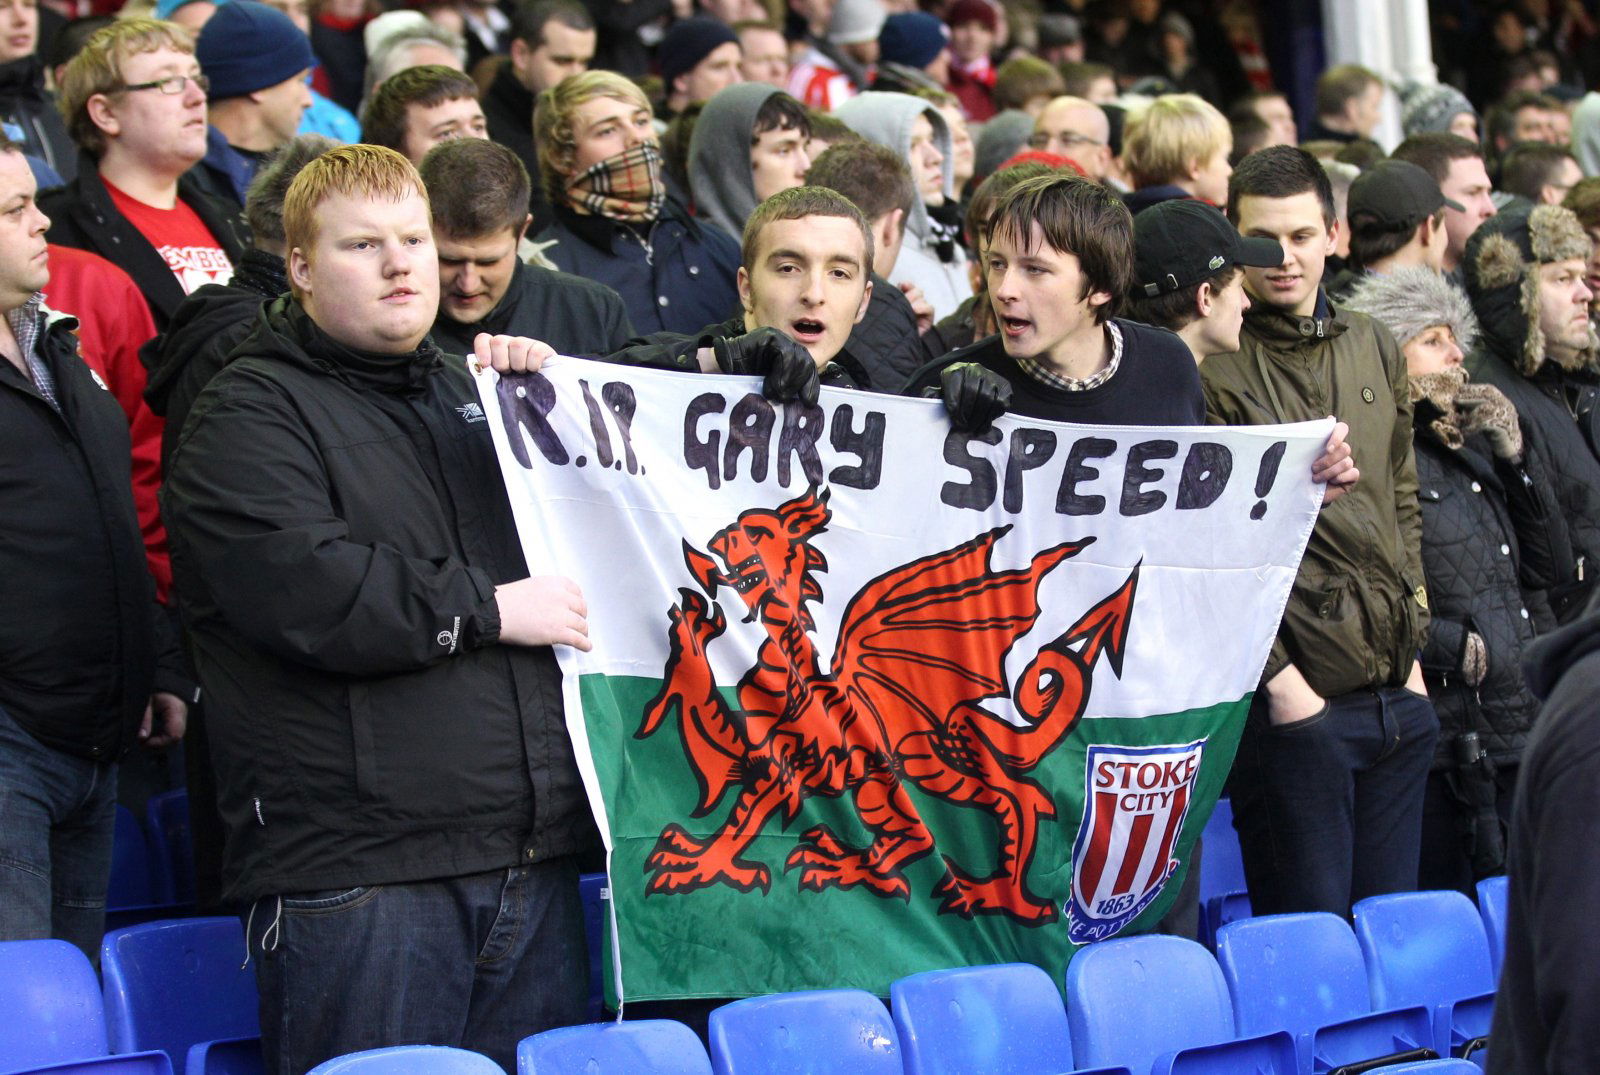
1347 159 1465 230
1133 199 1284 298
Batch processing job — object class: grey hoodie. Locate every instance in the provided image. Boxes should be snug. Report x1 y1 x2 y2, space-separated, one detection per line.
835 91 969 320
687 83 785 243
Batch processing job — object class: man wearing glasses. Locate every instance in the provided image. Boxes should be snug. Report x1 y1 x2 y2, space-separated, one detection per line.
43 19 245 332
1029 94 1113 184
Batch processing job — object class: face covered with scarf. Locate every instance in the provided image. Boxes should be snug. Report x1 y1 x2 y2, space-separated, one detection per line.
562 94 668 223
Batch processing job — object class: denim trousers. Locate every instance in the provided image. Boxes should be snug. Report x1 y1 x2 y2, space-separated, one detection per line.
1228 686 1440 917
247 857 588 1074
0 702 117 962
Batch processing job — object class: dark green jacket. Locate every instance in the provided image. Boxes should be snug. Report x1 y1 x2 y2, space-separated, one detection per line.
1200 297 1429 697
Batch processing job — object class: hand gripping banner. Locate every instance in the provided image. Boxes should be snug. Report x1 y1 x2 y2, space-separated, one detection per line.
476 357 1328 1005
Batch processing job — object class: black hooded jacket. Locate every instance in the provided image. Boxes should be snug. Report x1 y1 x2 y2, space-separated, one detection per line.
1464 205 1600 622
0 55 74 181
163 296 588 903
1487 593 1600 1073
141 247 286 470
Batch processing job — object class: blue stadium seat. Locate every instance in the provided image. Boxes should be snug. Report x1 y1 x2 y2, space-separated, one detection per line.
145 790 195 906
889 963 1130 1075
1352 892 1497 1061
5 1054 175 1075
578 873 607 1020
1363 1061 1483 1073
1475 876 1508 978
100 918 261 1071
517 1019 710 1074
0 938 111 1071
708 990 901 1075
305 1046 504 1073
1216 913 1436 1071
1198 799 1252 948
1065 934 1298 1074
184 1036 265 1075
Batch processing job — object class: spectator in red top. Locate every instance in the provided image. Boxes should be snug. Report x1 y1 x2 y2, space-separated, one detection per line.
944 0 997 121
41 19 245 331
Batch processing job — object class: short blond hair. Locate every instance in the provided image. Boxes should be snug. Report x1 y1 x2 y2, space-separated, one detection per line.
533 70 651 204
283 144 429 295
57 18 195 158
1123 94 1230 189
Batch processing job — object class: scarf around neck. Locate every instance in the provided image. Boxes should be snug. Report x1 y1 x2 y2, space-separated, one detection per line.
565 142 667 224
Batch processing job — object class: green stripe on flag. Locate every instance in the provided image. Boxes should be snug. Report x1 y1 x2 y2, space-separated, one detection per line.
579 674 1250 1004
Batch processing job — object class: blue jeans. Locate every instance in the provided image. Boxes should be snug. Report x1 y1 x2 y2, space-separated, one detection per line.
247 858 588 1074
0 702 117 962
1229 686 1439 917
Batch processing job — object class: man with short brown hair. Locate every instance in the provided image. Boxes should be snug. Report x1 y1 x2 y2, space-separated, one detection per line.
360 63 486 164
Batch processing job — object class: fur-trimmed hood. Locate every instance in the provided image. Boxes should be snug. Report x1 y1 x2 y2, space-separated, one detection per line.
1464 201 1599 377
1342 266 1479 354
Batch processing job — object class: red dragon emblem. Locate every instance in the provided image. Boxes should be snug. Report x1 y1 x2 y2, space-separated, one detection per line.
638 488 1138 923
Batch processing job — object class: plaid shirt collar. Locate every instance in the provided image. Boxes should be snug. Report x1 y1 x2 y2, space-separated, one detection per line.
9 292 55 409
1014 320 1123 392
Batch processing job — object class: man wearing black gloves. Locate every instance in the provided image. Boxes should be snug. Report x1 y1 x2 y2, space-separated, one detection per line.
0 134 191 961
613 184 1009 430
908 172 1207 426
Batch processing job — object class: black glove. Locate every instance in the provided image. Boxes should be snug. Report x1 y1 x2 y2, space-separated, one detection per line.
713 327 821 407
939 361 1011 434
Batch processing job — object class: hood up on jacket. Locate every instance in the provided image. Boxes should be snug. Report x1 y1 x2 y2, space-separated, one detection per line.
1464 200 1599 377
835 90 953 243
687 83 788 242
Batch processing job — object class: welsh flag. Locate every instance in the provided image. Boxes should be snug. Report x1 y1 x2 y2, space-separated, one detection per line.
476 357 1326 1005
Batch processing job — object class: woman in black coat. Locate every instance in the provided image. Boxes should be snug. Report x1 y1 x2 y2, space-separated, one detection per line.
1346 267 1574 897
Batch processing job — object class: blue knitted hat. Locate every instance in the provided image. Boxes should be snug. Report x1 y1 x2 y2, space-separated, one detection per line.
879 12 947 69
659 16 740 89
196 1 315 99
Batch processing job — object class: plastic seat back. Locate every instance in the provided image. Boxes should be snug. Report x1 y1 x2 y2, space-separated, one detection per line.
145 790 195 906
1475 876 1508 978
1216 913 1372 1038
185 1036 265 1075
10 1053 176 1075
708 990 901 1075
108 805 160 908
1198 801 1252 947
1351 892 1496 1011
890 963 1074 1075
517 1019 711 1074
306 1046 504 1074
101 918 260 1068
1065 935 1234 1072
0 938 111 1070
1362 1061 1482 1073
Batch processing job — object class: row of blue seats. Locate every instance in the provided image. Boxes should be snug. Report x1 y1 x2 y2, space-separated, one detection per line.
0 885 1505 1075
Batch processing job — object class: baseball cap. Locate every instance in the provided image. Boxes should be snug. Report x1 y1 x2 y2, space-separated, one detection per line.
1347 159 1465 230
1134 199 1283 297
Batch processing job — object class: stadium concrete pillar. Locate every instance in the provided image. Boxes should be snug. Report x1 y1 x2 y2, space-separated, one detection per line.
1319 0 1437 148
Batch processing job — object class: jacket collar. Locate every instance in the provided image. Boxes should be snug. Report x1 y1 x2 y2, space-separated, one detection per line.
263 294 445 395
1242 288 1348 346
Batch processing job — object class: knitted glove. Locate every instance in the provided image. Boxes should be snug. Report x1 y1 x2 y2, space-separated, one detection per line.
1455 382 1523 462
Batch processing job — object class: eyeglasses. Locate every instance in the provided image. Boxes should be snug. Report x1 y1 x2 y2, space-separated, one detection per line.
117 73 209 95
1029 132 1104 149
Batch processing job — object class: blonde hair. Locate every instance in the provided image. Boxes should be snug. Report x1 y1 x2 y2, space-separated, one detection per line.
1123 94 1231 189
57 18 195 158
283 144 429 295
533 70 652 204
